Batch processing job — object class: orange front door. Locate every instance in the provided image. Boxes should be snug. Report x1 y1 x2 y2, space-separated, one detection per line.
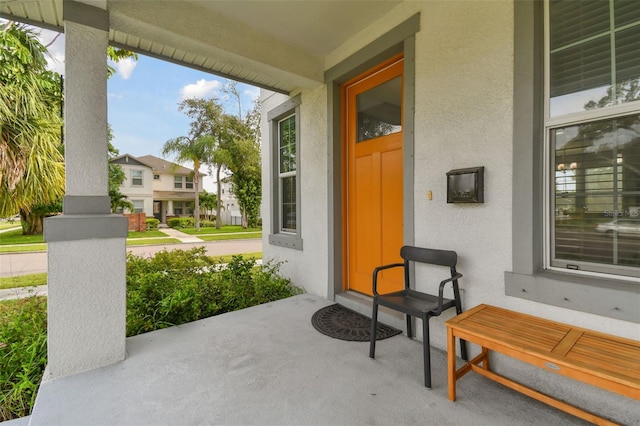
345 56 404 296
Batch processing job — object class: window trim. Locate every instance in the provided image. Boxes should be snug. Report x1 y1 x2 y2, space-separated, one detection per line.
543 1 640 279
131 170 143 187
131 199 144 213
545 114 640 280
185 176 194 190
506 0 639 323
268 95 303 250
174 175 183 189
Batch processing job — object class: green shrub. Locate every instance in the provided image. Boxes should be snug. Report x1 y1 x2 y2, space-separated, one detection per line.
125 249 301 336
167 217 216 229
0 297 47 422
146 218 160 230
1 249 302 418
167 217 195 229
126 247 221 335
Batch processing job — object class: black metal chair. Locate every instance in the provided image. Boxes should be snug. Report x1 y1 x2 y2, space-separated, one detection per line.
369 245 468 388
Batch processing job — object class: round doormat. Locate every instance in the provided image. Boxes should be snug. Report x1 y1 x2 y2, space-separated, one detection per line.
311 304 401 341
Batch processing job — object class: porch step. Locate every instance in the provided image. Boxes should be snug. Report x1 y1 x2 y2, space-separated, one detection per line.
335 291 405 331
1 415 31 426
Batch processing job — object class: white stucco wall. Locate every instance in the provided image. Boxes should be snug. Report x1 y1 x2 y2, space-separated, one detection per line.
46 238 126 380
261 87 329 298
152 172 203 192
263 0 638 351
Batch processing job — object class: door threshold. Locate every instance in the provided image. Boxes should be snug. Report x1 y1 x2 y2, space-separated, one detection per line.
335 291 405 331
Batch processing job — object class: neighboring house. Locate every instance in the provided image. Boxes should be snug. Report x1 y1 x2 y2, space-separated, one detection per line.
109 154 154 216
6 1 638 421
110 154 204 223
216 176 242 225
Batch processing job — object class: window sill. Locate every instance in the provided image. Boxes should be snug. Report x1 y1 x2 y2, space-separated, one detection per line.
269 234 303 251
504 270 639 323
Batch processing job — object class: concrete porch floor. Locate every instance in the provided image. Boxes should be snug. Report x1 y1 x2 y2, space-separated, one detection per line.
27 294 614 425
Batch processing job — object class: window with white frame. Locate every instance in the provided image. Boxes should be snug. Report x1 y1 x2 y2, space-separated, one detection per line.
185 176 194 189
547 0 640 278
278 115 297 233
268 95 303 250
131 170 143 186
173 201 192 216
132 200 144 213
174 176 183 189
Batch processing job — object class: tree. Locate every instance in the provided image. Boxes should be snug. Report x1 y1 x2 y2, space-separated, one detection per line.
220 94 262 228
0 21 137 233
197 190 219 221
172 98 227 229
0 21 64 233
162 134 212 231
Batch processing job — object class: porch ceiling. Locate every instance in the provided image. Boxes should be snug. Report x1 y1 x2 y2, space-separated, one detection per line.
0 0 403 93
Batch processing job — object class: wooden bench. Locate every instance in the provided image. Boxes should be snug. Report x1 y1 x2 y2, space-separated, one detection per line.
446 304 640 425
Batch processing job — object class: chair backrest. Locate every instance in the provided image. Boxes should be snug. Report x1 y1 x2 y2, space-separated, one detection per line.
400 245 457 267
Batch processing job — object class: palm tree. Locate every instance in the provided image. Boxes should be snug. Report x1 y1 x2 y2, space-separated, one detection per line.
162 135 212 231
197 190 219 221
0 22 65 226
109 189 134 213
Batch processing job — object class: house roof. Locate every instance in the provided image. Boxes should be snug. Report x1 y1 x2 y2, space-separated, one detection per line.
109 153 153 168
0 0 402 93
137 155 198 176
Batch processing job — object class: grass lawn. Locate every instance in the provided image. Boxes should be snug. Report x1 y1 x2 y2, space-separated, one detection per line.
213 252 262 264
0 244 47 253
0 222 20 231
0 273 47 290
0 229 44 245
127 238 181 246
198 233 261 242
180 226 261 235
127 230 169 239
0 226 259 253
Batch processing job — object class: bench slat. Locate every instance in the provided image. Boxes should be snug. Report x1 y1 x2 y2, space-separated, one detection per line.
447 304 640 424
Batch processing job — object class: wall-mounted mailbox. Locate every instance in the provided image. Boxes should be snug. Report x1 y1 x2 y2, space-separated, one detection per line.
447 166 484 203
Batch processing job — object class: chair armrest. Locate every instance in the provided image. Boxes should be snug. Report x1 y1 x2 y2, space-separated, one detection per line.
435 272 463 313
372 263 404 295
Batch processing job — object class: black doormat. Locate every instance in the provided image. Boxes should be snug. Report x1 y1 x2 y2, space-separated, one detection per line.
311 304 401 341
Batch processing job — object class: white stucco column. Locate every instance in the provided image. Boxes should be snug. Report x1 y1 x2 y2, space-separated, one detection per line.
43 0 128 380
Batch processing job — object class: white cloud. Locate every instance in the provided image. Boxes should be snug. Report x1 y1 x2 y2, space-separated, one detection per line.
113 58 137 80
181 79 221 100
32 26 65 75
243 87 260 101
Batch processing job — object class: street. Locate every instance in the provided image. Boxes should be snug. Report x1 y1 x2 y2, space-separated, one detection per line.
0 239 263 277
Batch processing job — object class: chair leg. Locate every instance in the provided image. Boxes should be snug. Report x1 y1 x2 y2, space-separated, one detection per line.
459 338 468 361
406 315 412 339
423 316 431 388
369 301 378 359
453 289 468 361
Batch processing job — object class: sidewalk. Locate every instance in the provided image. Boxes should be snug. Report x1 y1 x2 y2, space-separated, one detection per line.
157 227 204 243
0 285 47 301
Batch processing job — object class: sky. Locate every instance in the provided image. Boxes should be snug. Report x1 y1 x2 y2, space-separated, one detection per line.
33 24 260 192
